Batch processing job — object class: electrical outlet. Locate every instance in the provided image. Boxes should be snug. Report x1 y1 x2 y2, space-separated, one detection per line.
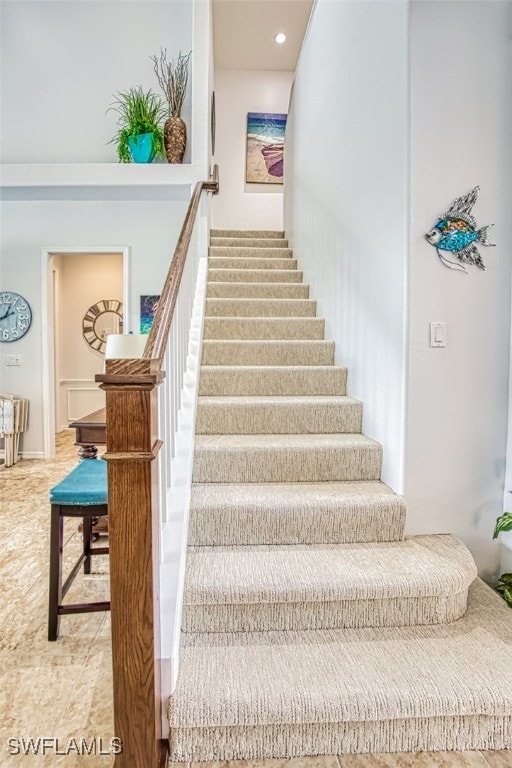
5 354 21 366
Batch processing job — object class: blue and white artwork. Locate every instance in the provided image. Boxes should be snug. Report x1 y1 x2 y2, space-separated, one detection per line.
246 112 287 184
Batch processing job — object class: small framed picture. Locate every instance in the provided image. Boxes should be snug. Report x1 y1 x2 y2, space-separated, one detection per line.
140 295 160 334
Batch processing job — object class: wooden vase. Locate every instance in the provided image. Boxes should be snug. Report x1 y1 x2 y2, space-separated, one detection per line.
164 116 186 164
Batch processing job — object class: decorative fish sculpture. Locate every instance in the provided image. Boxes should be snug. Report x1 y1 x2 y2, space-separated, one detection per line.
425 186 495 272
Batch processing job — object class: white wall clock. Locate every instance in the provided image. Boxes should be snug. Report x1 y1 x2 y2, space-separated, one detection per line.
82 299 123 354
0 291 32 342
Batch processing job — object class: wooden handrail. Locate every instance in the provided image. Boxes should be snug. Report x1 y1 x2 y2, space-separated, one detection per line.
144 164 219 364
96 164 218 768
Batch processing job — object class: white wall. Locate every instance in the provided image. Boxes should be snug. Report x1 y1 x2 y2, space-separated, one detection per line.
0 196 189 455
284 0 409 492
405 0 512 579
0 0 193 164
212 69 294 230
55 252 123 429
285 0 512 576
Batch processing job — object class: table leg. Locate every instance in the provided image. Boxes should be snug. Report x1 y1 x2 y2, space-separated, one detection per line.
77 444 98 460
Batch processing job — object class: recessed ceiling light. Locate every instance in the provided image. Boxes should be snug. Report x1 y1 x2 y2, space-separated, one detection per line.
275 32 287 44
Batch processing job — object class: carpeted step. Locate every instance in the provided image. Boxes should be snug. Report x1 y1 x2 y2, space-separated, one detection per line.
205 298 317 317
211 229 284 239
210 247 293 259
198 365 347 396
203 317 325 341
189 481 406 545
210 238 289 249
169 578 512 761
182 535 477 633
209 256 297 271
201 340 335 366
192 433 382 483
206 282 309 299
195 396 362 434
208 269 303 283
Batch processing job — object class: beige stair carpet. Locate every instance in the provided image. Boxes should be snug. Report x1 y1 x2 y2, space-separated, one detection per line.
168 229 512 762
170 579 512 761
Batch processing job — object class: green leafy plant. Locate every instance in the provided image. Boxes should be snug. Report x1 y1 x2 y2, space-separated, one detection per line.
493 511 512 539
107 86 166 163
492 511 512 607
495 573 512 607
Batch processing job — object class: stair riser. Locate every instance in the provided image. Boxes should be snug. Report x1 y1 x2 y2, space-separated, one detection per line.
203 318 325 341
201 341 335 366
192 444 382 483
210 248 293 259
208 269 303 283
189 501 406 545
199 367 347 395
209 257 296 271
206 283 310 299
170 715 512 762
195 401 362 434
182 591 469 633
205 299 317 317
210 238 289 248
211 229 284 238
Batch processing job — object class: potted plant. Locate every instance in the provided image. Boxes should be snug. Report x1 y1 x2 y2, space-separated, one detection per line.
151 49 192 163
492 511 512 607
107 86 166 163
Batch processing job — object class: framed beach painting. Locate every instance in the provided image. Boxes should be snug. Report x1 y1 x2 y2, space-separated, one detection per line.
140 295 160 334
246 112 287 184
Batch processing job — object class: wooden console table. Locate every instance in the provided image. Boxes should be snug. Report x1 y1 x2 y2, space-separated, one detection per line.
69 407 106 460
69 407 108 537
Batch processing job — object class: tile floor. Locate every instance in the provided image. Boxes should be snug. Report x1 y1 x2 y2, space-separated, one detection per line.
0 432 509 767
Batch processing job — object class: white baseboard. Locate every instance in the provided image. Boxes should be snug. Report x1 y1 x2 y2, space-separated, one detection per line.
0 451 45 460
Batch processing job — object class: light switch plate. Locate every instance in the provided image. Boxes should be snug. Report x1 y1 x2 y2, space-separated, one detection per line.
430 322 446 348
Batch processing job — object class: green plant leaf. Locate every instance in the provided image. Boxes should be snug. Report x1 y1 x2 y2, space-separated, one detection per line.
501 585 512 607
492 512 512 539
106 86 166 162
495 574 512 606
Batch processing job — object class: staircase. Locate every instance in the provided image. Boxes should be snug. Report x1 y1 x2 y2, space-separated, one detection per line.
168 230 512 761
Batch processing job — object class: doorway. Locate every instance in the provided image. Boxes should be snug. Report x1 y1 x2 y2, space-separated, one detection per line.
42 246 129 458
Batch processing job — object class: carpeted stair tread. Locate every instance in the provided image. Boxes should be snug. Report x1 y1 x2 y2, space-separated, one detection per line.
210 238 289 249
189 480 406 545
208 268 304 283
185 535 475 604
209 248 293 260
168 579 512 760
203 317 325 340
209 256 297 271
211 229 285 239
205 298 317 317
192 433 382 483
201 340 335 366
198 365 347 395
206 282 310 299
182 535 476 631
195 395 362 434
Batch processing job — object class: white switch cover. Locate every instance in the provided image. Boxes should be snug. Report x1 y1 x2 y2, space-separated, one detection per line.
5 354 21 366
430 322 446 348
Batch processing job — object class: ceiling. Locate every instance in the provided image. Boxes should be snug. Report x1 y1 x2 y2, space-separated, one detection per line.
213 0 314 71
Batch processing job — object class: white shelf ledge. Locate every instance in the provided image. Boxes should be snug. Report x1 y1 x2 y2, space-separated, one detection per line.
0 163 204 201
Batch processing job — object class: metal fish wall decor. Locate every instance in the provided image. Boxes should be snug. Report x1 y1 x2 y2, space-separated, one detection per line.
425 186 495 272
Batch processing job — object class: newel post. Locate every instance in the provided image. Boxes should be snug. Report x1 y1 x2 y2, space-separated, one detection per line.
97 359 167 768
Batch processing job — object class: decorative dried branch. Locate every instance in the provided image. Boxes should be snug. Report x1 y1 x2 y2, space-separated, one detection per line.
150 49 192 118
